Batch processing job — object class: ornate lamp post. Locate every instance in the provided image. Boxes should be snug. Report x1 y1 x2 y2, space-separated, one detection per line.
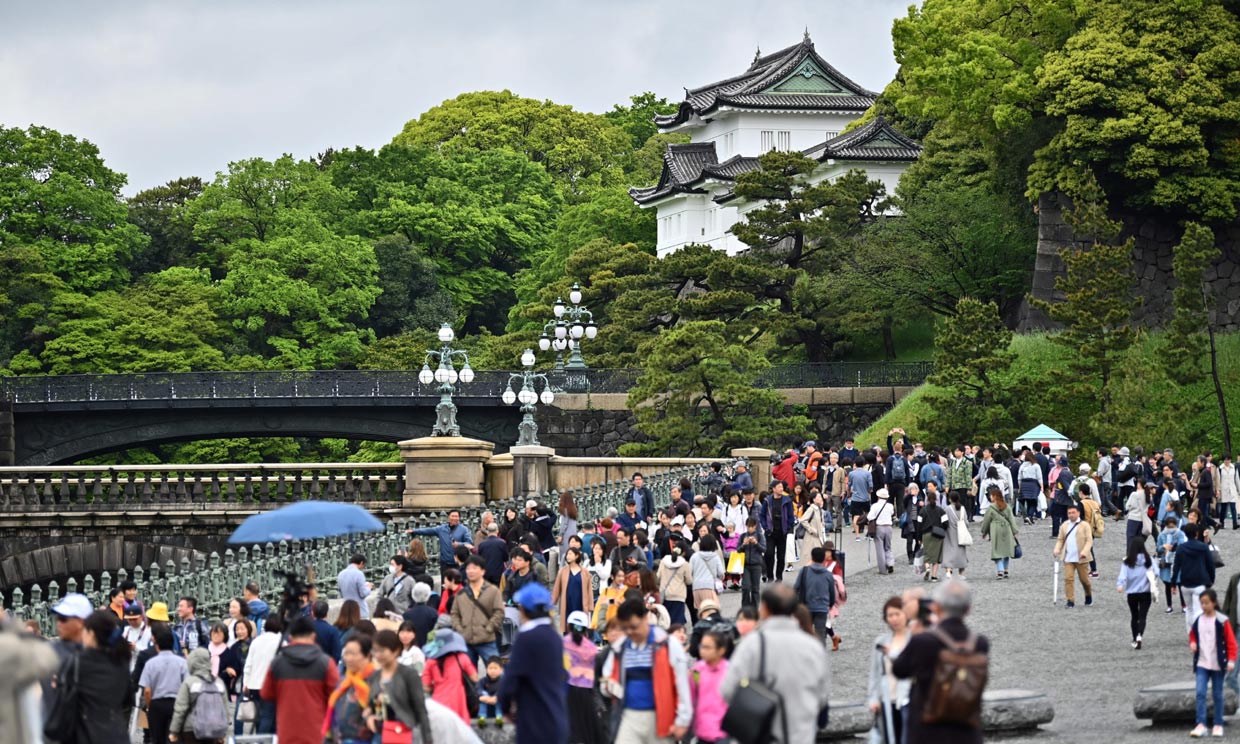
538 283 598 371
502 349 555 446
418 323 475 436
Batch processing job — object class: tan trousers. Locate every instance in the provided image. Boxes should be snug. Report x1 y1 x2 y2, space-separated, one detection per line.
615 709 674 744
1064 561 1092 602
693 588 718 607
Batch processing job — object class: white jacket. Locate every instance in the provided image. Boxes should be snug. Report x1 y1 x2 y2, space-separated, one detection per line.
241 630 283 692
1221 463 1240 505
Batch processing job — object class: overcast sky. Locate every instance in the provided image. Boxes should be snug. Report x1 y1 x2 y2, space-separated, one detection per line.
1 0 915 194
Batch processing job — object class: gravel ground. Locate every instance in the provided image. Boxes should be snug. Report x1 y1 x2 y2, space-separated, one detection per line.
719 517 1239 742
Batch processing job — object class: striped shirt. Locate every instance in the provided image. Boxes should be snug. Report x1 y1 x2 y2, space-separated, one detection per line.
622 639 656 710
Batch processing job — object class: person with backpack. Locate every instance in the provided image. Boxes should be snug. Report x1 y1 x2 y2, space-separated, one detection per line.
168 648 233 743
421 628 479 724
721 584 831 744
892 580 989 744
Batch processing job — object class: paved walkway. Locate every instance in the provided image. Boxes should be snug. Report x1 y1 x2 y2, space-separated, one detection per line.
719 517 1237 741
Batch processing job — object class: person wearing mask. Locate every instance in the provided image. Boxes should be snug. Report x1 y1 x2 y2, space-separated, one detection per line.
337 554 372 621
763 481 797 581
1188 589 1237 738
366 630 434 744
168 647 233 743
722 584 832 743
138 624 187 744
1116 537 1154 650
892 581 989 744
261 615 339 744
51 609 133 744
1175 523 1217 632
867 488 896 575
498 584 569 744
1053 503 1094 608
979 487 1020 579
453 555 506 667
601 598 691 742
242 614 283 735
376 555 415 616
867 597 912 744
409 510 474 574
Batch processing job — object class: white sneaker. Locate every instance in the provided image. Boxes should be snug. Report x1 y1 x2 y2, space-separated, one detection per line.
1191 723 1208 737
1212 725 1224 737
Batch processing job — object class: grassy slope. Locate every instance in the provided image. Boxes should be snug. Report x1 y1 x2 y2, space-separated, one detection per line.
855 331 1240 452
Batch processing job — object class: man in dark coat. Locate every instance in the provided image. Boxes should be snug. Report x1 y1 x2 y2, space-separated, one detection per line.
893 580 989 744
498 583 567 744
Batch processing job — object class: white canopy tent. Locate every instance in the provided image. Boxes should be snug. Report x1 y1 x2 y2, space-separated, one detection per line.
1012 424 1077 457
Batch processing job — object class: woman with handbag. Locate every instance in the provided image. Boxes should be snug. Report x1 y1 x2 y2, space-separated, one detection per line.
420 629 478 724
980 487 1020 579
941 491 971 579
797 492 827 568
366 630 434 743
324 634 376 743
917 496 948 583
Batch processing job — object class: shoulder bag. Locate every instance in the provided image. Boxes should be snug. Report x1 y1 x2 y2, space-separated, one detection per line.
44 652 81 742
956 509 974 546
722 632 788 744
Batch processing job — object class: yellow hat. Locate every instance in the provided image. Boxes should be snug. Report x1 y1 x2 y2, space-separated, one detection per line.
145 601 171 622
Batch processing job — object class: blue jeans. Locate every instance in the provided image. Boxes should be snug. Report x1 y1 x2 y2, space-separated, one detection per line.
255 698 276 734
468 641 498 668
994 557 1010 572
479 702 500 719
1197 667 1226 726
1221 503 1238 527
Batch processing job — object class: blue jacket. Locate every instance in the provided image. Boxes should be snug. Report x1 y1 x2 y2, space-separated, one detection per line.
762 495 797 533
247 599 270 634
731 471 754 494
497 621 568 744
794 564 837 614
411 523 473 565
627 487 655 521
919 462 945 491
314 618 341 661
1173 539 1216 588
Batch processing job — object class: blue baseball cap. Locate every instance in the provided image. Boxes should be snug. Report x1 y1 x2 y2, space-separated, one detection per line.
513 583 553 613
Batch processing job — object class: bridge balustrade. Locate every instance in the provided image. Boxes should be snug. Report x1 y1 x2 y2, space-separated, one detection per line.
1 464 705 633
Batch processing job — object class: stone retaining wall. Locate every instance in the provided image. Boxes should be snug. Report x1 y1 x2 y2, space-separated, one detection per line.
1021 192 1240 330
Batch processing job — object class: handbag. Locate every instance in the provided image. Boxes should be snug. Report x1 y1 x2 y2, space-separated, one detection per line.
956 512 974 546
236 695 258 723
1210 543 1226 568
382 719 414 744
727 551 746 574
1013 540 1023 560
721 632 789 744
44 653 80 741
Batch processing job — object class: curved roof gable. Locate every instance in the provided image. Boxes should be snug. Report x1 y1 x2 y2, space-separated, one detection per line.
803 116 922 162
655 34 878 129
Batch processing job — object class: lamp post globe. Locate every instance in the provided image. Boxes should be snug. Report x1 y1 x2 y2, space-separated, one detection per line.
569 284 583 305
585 322 598 340
418 365 434 385
502 388 517 406
538 335 551 351
553 299 566 318
459 365 475 384
540 389 555 406
520 349 536 368
437 323 454 344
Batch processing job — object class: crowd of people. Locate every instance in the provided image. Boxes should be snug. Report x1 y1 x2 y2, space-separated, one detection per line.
4 434 1240 743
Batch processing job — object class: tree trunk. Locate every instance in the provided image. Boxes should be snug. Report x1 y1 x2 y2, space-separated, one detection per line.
1208 323 1233 456
882 315 896 360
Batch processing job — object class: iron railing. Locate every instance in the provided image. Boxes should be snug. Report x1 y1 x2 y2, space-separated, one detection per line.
0 464 703 630
1 363 931 405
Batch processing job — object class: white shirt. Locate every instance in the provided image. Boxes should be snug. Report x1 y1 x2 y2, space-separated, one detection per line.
1063 519 1083 563
867 499 894 526
242 631 284 691
1198 616 1221 671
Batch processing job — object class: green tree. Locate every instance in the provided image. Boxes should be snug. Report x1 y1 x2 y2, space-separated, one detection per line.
126 177 204 275
860 183 1036 321
603 92 679 149
369 234 456 337
923 298 1025 444
1030 0 1240 221
618 321 812 456
1163 222 1231 453
392 90 632 201
1030 179 1138 441
0 125 147 292
729 153 889 361
8 267 228 374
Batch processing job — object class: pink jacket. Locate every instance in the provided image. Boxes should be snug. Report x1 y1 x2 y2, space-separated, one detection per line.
690 657 730 740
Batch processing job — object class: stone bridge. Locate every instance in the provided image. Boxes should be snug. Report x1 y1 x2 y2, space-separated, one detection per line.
0 364 930 465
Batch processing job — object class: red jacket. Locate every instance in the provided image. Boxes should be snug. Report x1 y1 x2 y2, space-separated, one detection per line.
772 453 798 491
261 640 339 744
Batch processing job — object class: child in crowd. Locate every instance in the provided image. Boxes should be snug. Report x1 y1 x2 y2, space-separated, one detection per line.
477 656 504 726
1188 589 1237 738
1158 517 1188 613
690 630 733 744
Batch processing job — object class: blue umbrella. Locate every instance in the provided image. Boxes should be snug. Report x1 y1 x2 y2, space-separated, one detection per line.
228 501 385 544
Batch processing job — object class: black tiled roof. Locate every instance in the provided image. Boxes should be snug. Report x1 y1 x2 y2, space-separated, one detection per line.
803 116 922 161
628 142 718 204
655 34 878 129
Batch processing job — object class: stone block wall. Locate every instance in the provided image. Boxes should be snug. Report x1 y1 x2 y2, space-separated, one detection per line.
1021 192 1240 331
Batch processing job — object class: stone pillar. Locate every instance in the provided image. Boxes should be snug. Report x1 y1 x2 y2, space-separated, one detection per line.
731 447 775 490
0 402 13 467
399 436 495 508
510 445 554 501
